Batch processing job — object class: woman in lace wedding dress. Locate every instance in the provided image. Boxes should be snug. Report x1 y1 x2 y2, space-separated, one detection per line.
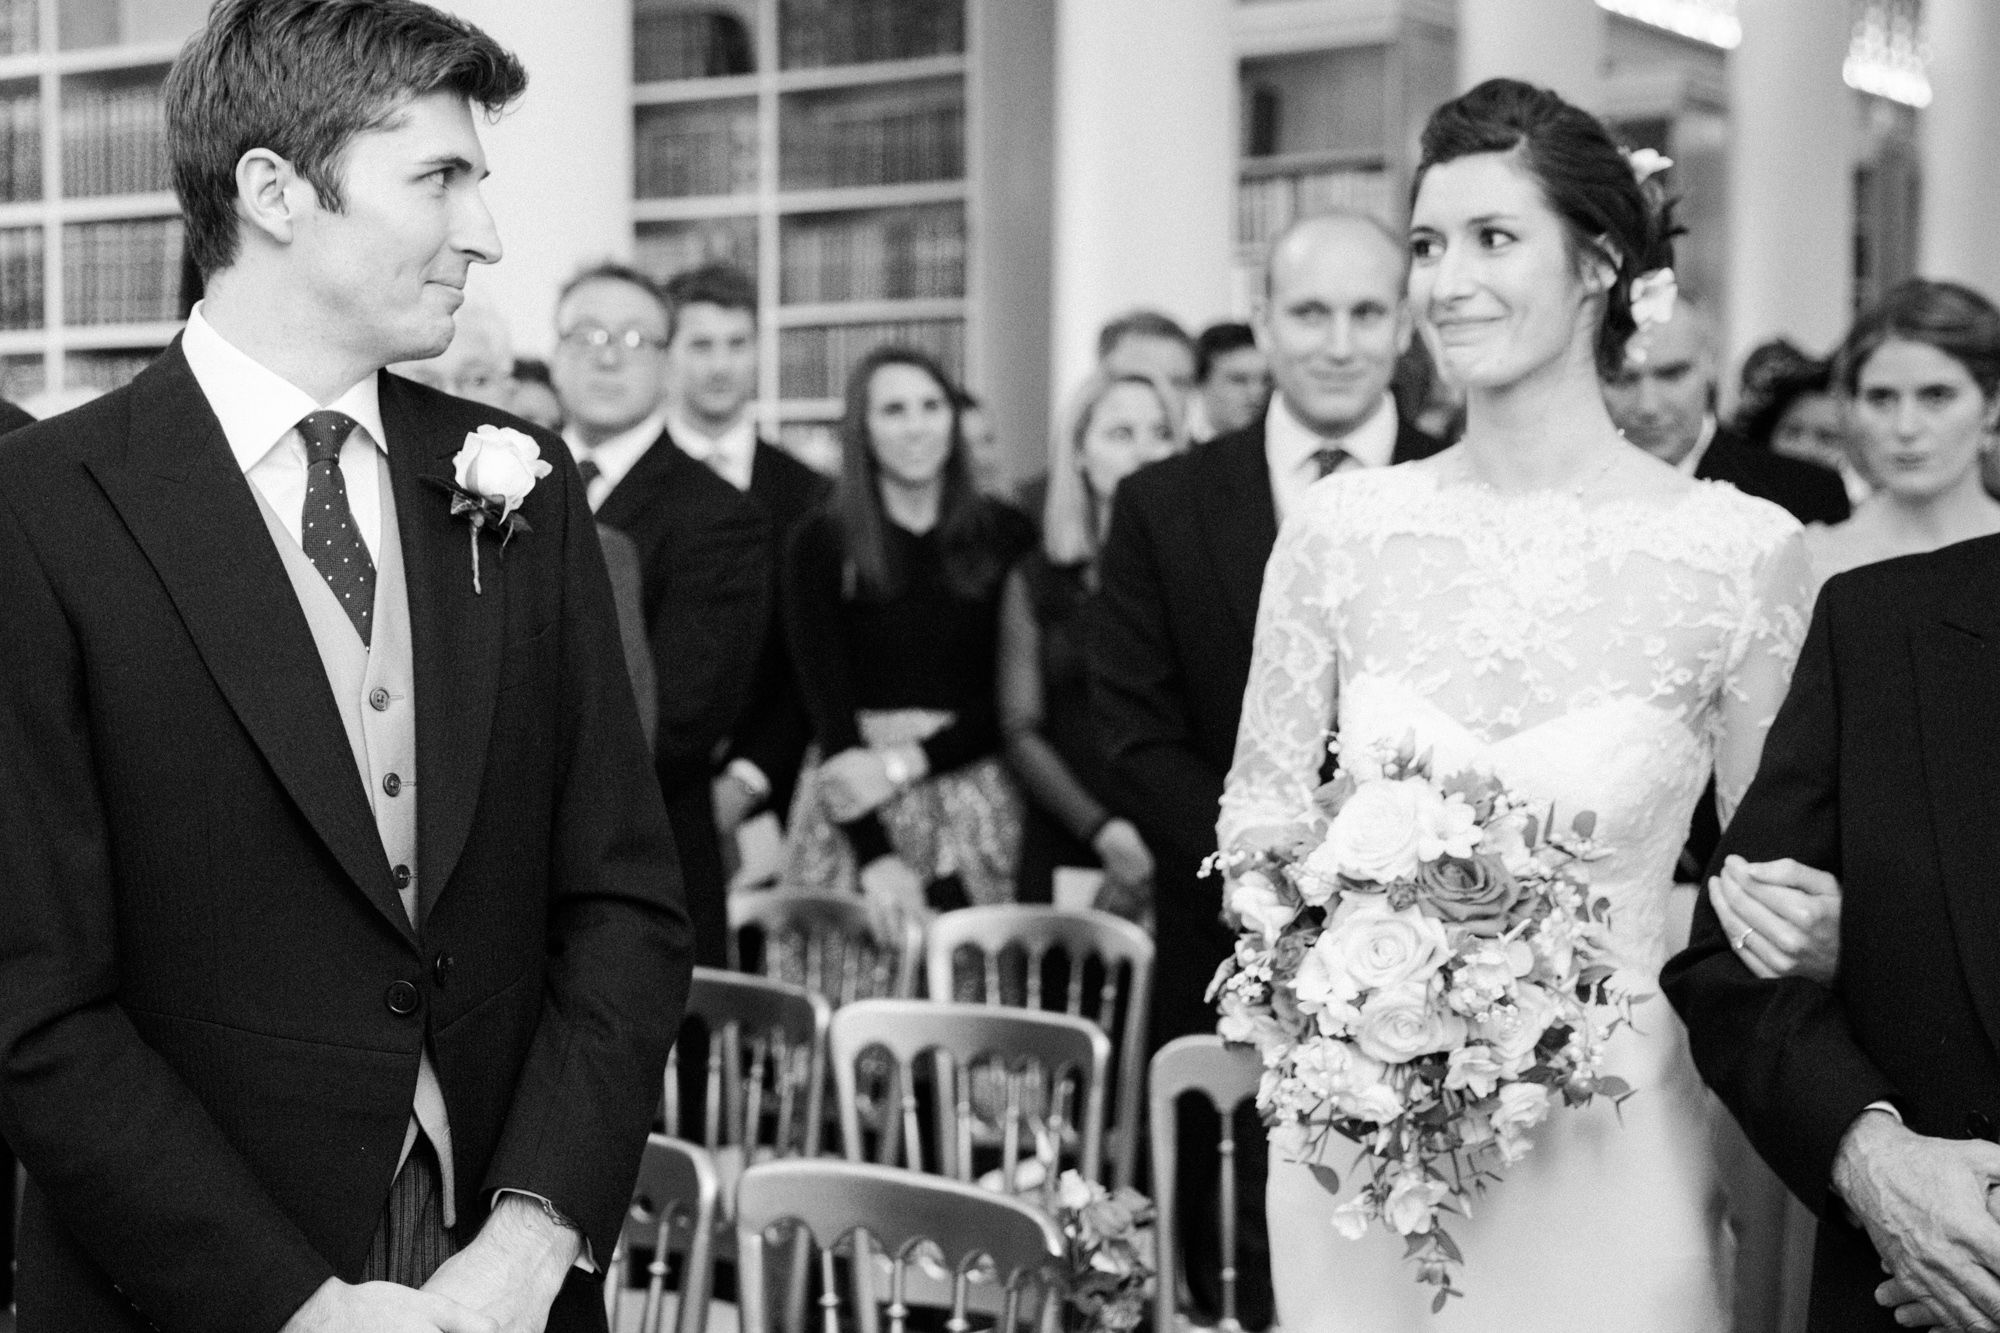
1218 81 1815 1331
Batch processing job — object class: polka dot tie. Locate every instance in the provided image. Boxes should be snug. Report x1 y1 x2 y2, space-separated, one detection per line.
297 410 376 647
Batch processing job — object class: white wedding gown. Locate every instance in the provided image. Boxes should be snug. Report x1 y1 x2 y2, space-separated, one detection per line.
1218 457 1811 1332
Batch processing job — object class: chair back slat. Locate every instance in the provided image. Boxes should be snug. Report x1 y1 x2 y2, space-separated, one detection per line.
608 1135 720 1333
924 906 1154 1188
669 968 829 1160
729 890 920 1007
1148 1035 1263 1333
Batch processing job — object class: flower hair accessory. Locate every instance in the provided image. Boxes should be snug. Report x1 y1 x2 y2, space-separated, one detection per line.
1624 147 1673 185
427 424 552 593
1629 267 1679 336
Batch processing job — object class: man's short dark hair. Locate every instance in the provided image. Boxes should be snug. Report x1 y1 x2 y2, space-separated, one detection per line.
556 262 671 328
662 262 757 342
1095 309 1194 362
166 0 526 279
1194 321 1257 382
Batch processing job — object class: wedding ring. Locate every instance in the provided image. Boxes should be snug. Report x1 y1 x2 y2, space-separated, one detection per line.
1732 928 1756 951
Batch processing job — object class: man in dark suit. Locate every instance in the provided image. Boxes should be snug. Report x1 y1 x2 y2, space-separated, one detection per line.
0 393 25 1312
1091 211 1442 1330
550 263 773 969
1603 295 1850 526
0 4 690 1330
1665 536 2000 1333
0 397 30 434
656 263 830 870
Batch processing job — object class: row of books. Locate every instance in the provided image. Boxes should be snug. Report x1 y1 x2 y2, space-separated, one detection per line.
777 0 963 71
778 316 962 400
636 102 758 199
779 93 963 191
0 93 41 203
67 347 159 391
637 217 759 287
0 0 36 56
62 217 184 326
62 83 170 199
1237 166 1395 246
0 226 43 329
780 204 963 304
634 6 754 83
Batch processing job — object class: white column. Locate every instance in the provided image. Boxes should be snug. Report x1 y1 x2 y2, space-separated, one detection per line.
1048 0 1235 401
1920 0 2000 299
1724 0 1852 365
437 0 634 360
1458 0 1605 108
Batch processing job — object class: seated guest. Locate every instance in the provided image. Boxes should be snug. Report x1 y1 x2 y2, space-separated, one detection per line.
1805 279 2000 588
1190 321 1269 442
999 368 1186 915
1733 338 1868 504
1603 294 1850 525
782 346 1034 934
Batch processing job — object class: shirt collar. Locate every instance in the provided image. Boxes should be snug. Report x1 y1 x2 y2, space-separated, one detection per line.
1266 390 1398 472
1678 414 1720 475
182 302 388 473
565 406 669 479
666 408 755 464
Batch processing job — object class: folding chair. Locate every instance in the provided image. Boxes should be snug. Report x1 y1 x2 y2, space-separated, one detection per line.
1148 1035 1264 1333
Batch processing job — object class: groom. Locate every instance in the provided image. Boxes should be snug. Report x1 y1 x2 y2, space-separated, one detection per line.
1665 535 2000 1332
0 4 690 1332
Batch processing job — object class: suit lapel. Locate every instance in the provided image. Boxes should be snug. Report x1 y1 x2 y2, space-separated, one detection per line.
86 347 412 943
380 377 506 921
1197 426 1278 638
1912 568 2000 1051
593 428 677 532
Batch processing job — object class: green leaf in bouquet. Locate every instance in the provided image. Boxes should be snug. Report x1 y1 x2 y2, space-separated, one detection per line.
1432 1287 1453 1314
1434 1228 1464 1264
1308 1162 1343 1196
1570 810 1597 840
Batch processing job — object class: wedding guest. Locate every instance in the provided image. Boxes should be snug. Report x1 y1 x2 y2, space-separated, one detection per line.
508 358 563 431
1091 210 1443 1331
389 298 513 407
0 3 689 1328
1734 338 1869 507
782 345 1034 935
552 262 773 968
1098 309 1198 403
0 397 29 434
999 368 1186 913
1604 295 1851 525
957 389 1010 496
0 393 24 1309
1804 279 2000 590
1190 322 1270 441
657 262 830 867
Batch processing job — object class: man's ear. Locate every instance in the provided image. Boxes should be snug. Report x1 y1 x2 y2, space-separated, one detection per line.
1250 294 1272 352
1393 300 1415 355
233 148 310 246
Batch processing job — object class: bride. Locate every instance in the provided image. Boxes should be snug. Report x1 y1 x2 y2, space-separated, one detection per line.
1218 79 1815 1330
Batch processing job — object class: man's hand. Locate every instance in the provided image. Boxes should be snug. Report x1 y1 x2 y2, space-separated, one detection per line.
1708 855 1842 983
1835 1110 2000 1330
712 772 762 838
281 1278 495 1333
421 1195 581 1333
1091 819 1154 921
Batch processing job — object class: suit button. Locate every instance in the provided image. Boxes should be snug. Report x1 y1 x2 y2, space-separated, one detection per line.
383 772 402 797
1968 1111 1995 1141
385 980 420 1016
433 952 455 986
369 687 392 711
392 864 412 890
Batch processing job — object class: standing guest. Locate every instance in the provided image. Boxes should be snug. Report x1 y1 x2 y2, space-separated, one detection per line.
783 346 1034 936
1804 280 2000 590
1604 295 1851 525
999 369 1186 914
0 393 25 1312
0 3 691 1329
658 262 830 857
1098 309 1199 404
1090 210 1443 1331
1190 321 1271 441
0 397 29 434
956 389 1010 497
551 262 772 968
508 358 563 432
1734 340 1853 476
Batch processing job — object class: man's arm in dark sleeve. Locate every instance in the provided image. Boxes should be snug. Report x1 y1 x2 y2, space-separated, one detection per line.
1662 582 1898 1215
480 451 693 1262
1088 473 1228 863
0 488 334 1333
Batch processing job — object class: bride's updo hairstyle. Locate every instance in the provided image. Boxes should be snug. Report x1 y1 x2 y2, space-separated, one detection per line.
1412 78 1677 376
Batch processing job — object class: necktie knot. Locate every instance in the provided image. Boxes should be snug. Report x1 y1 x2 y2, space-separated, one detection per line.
298 411 359 467
1311 444 1351 480
576 456 603 487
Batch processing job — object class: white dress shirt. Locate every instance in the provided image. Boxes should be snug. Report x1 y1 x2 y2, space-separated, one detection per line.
1677 415 1720 476
667 408 757 492
567 407 670 512
1265 391 1400 524
182 302 388 555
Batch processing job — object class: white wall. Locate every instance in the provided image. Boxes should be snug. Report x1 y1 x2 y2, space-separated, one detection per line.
1920 0 2000 300
1458 0 1605 106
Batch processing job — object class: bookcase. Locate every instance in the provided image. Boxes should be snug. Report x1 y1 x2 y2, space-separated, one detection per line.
0 0 206 404
631 0 1039 470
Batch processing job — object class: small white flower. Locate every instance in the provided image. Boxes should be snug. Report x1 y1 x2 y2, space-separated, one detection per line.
452 423 551 520
1629 268 1679 334
1626 147 1674 184
1331 1195 1372 1240
1383 1171 1449 1236
1229 871 1299 945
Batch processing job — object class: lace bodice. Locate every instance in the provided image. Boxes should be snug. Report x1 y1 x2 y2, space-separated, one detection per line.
1220 460 1812 969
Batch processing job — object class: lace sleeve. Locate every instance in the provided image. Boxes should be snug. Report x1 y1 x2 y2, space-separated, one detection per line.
1712 525 1814 827
1217 502 1346 851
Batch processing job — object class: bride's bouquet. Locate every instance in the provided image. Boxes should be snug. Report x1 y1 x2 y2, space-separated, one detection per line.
1207 735 1640 1310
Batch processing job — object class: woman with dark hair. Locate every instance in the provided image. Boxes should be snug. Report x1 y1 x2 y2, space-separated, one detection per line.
1733 339 1865 498
1802 280 2000 588
780 345 1035 932
1219 78 1819 1327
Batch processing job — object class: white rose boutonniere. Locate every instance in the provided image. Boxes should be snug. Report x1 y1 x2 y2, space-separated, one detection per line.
430 424 553 593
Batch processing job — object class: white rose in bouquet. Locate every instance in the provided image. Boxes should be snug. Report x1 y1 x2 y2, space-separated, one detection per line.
1490 1081 1554 1164
1383 1171 1451 1236
1354 981 1468 1065
1229 870 1298 944
1474 982 1562 1072
1312 778 1435 882
1307 897 1453 1007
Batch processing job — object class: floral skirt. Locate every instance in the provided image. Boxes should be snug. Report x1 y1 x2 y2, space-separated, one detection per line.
783 708 1025 906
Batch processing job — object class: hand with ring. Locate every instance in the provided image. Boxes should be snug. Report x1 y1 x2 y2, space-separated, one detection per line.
1709 854 1842 984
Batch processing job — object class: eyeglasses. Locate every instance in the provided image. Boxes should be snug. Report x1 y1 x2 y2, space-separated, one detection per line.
558 324 669 354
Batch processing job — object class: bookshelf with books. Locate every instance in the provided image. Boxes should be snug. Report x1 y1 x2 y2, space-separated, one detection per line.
633 0 1053 472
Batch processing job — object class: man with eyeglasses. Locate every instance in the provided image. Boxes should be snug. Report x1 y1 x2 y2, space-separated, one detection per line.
550 262 772 970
